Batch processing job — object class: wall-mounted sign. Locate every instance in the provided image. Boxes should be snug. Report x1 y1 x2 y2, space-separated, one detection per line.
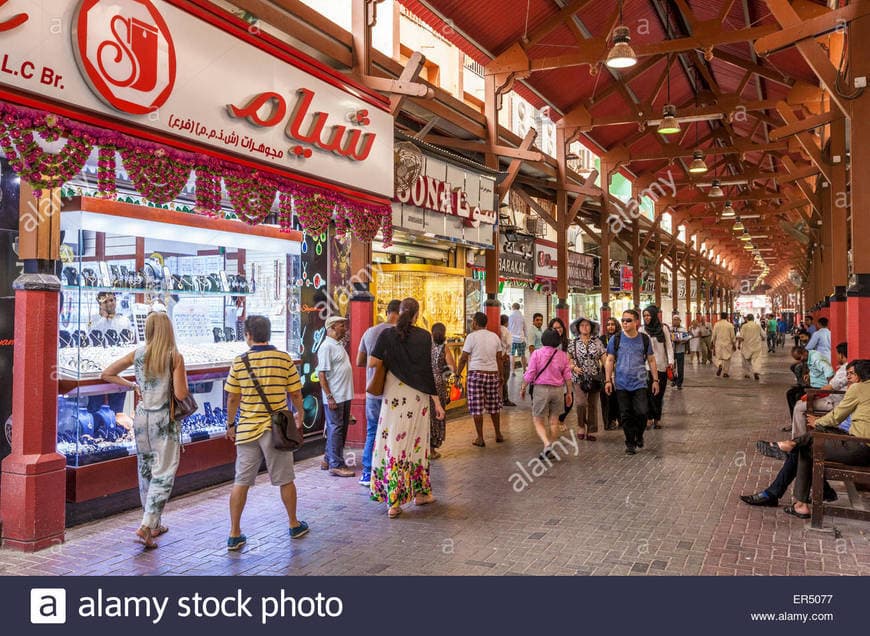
395 152 497 227
568 252 595 290
0 0 393 197
499 231 534 282
620 265 634 292
534 240 558 280
391 150 495 247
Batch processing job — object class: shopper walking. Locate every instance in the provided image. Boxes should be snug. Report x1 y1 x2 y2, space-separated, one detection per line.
528 313 544 354
604 310 659 454
548 317 569 351
765 314 778 353
368 298 445 518
689 318 703 364
429 322 456 459
356 299 401 486
738 313 765 381
317 315 355 477
455 312 506 447
507 303 528 374
521 328 574 458
711 311 737 378
599 317 622 429
102 311 188 549
567 317 606 441
499 314 516 406
640 305 674 429
223 315 308 550
671 315 691 389
698 314 713 364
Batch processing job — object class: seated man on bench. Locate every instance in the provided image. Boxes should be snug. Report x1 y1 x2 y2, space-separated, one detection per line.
739 359 869 515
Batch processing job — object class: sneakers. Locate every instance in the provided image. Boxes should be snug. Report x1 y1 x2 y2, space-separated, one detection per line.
625 446 637 455
289 521 309 539
226 534 247 551
358 473 371 487
329 466 355 477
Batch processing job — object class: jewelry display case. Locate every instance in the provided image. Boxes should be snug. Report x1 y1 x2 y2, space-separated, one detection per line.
372 264 471 411
57 197 302 471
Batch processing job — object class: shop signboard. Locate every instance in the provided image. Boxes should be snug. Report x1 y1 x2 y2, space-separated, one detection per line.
0 0 393 197
499 231 534 282
392 150 496 247
641 270 656 295
534 240 558 280
395 155 497 227
609 261 622 292
568 251 595 290
620 265 634 292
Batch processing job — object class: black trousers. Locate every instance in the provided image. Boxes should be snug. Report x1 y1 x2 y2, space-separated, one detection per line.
674 352 685 388
765 436 835 501
616 388 649 449
601 390 620 428
647 370 668 421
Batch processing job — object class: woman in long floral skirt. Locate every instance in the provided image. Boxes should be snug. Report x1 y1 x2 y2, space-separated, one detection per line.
369 298 446 518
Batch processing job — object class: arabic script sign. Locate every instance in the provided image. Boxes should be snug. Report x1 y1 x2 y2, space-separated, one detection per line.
0 0 392 197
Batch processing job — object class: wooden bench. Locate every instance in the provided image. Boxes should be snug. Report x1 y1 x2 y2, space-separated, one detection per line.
810 430 870 529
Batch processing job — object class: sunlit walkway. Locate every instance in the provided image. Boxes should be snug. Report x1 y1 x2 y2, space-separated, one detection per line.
1 352 868 576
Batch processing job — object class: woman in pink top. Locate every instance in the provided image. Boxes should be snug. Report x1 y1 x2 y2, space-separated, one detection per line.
521 329 574 459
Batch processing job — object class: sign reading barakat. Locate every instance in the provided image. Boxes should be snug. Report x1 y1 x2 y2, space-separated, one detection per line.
0 0 392 196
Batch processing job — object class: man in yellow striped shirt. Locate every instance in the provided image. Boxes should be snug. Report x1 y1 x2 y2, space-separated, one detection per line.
225 315 308 550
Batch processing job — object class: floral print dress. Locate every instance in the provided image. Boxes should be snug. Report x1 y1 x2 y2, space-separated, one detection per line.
370 371 432 507
133 347 181 530
430 343 448 449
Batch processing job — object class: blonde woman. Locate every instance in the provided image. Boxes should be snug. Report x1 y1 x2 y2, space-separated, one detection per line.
102 312 189 549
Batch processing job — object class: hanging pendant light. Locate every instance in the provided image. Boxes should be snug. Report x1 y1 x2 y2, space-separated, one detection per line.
721 200 735 217
658 105 681 135
605 2 637 69
606 26 637 69
740 231 752 241
732 218 744 232
708 179 724 198
688 149 708 174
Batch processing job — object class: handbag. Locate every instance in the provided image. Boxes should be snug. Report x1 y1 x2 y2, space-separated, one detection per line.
169 352 198 422
667 366 675 381
241 353 303 451
529 349 559 398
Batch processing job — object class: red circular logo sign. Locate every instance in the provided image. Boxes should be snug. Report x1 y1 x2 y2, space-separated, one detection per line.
72 0 176 115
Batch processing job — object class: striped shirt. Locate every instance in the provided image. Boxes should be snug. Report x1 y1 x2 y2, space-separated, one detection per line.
225 345 302 445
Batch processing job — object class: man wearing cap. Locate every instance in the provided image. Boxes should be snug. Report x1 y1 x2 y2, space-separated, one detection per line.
317 315 355 477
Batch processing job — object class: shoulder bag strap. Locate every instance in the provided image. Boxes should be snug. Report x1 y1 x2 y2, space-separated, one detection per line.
532 349 559 384
241 353 275 415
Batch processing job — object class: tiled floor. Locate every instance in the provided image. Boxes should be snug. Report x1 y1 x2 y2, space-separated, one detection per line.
2 351 868 576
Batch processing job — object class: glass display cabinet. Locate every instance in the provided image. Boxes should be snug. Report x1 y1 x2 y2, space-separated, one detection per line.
57 197 302 468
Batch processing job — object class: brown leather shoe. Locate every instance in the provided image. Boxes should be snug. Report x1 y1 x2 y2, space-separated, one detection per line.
320 459 329 470
329 467 355 477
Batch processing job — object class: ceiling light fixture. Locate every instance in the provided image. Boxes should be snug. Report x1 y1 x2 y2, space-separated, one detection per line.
732 219 744 232
688 149 708 174
709 179 724 198
658 104 681 135
605 2 637 69
721 201 735 218
740 232 752 241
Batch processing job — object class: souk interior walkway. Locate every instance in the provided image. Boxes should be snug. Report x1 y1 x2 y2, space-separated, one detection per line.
1 353 868 576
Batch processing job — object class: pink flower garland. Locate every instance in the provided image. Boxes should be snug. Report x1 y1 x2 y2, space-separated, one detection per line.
0 101 392 241
224 171 277 225
96 146 117 199
118 146 192 205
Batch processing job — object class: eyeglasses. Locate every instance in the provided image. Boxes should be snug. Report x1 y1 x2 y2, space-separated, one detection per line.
621 318 634 323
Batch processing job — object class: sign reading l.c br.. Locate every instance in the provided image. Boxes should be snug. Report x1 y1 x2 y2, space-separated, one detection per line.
72 0 176 115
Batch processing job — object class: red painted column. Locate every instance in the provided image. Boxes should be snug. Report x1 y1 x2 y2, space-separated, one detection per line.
829 288 847 368
485 295 501 336
556 298 569 329
1 275 67 551
346 285 373 447
847 277 870 359
600 303 611 330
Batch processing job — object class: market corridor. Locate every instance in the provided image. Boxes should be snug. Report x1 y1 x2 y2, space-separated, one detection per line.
1 355 867 577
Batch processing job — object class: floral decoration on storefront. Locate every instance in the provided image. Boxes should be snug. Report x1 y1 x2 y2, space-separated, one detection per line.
0 101 393 244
